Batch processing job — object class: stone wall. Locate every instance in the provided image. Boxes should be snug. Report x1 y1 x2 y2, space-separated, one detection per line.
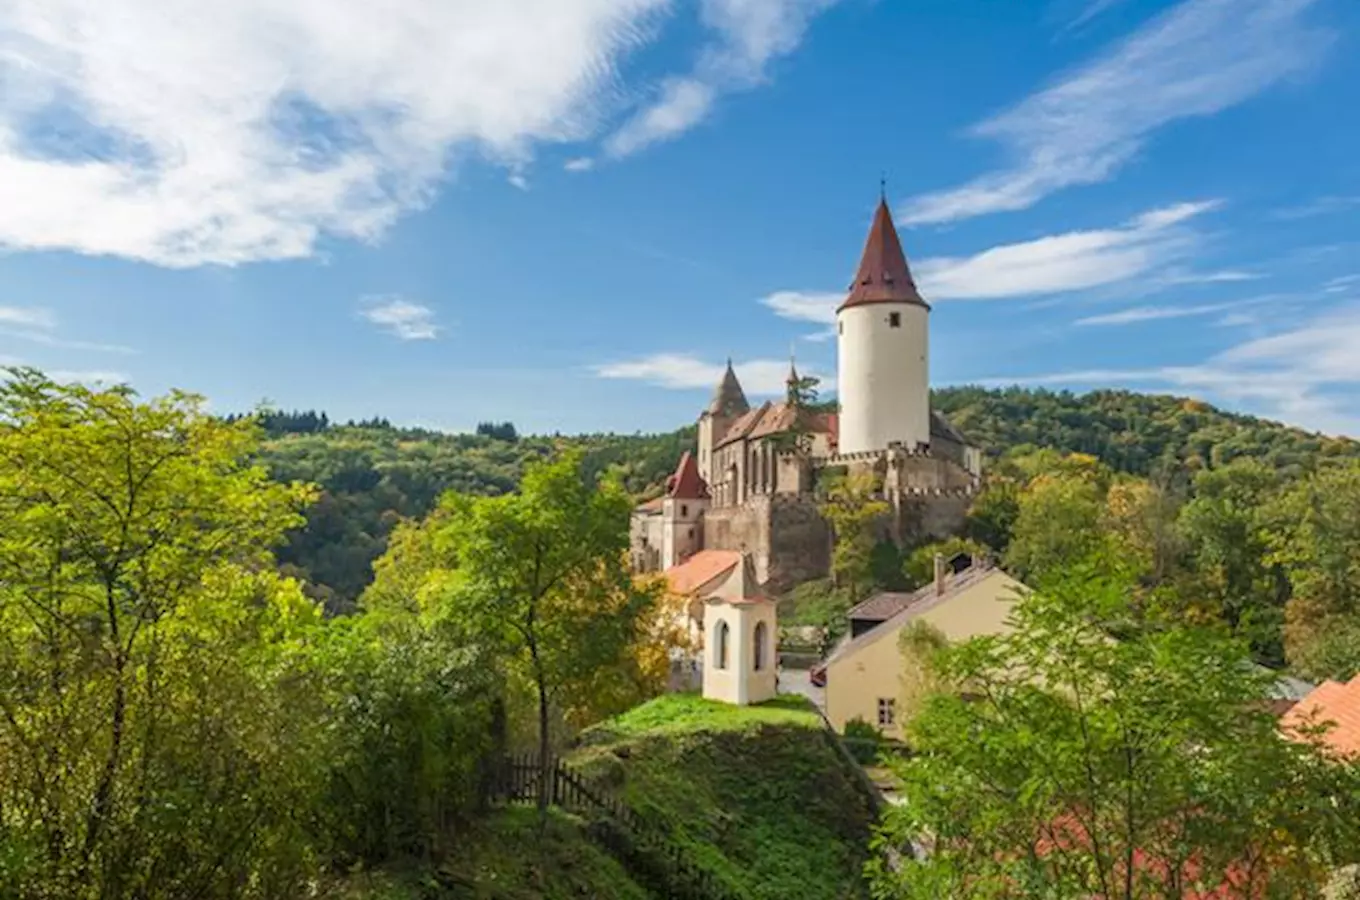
896 491 973 544
767 496 831 592
703 500 771 582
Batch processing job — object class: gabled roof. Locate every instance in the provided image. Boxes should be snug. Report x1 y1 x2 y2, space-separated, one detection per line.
839 198 928 312
706 359 750 418
666 451 709 500
827 565 1014 666
664 550 743 596
1281 674 1360 757
714 400 837 450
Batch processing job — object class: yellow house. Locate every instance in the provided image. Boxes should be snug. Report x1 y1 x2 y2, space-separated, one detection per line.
823 560 1030 739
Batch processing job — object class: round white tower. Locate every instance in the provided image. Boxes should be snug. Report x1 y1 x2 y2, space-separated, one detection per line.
836 197 931 456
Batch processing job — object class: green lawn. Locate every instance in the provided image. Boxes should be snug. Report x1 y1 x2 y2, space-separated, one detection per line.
577 691 821 743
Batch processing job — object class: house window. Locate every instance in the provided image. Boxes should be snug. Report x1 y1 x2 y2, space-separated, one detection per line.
753 621 768 671
877 698 896 728
888 312 901 328
714 620 730 670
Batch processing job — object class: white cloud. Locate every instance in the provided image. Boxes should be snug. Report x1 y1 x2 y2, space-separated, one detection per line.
1323 274 1360 294
564 156 596 172
359 295 440 341
0 0 667 266
0 306 57 330
593 351 832 395
913 200 1216 300
901 0 1331 225
0 328 135 353
1074 302 1234 326
507 172 530 191
759 290 840 325
991 303 1360 436
604 0 840 157
1273 195 1360 220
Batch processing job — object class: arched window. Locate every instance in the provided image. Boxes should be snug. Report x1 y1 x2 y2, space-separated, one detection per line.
753 621 768 671
714 620 730 670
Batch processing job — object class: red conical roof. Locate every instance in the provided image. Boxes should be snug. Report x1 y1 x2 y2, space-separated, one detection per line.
839 198 928 312
667 451 709 500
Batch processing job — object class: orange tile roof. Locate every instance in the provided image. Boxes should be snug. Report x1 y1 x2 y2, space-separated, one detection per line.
664 550 742 596
716 400 837 449
1281 674 1360 757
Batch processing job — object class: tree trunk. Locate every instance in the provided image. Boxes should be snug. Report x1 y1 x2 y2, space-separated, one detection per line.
536 676 551 828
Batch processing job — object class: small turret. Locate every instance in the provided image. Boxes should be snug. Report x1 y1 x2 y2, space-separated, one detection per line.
698 359 749 487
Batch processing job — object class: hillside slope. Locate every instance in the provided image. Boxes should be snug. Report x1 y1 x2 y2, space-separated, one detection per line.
569 694 879 900
252 388 1359 607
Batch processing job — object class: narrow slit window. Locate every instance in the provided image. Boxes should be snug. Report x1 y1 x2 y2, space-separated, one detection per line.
888 312 901 328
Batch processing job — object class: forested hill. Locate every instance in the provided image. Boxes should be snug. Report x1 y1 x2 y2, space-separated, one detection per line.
251 388 1359 611
933 386 1359 477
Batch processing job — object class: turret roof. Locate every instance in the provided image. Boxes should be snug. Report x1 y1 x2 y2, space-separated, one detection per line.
666 450 709 500
706 359 751 418
839 197 928 312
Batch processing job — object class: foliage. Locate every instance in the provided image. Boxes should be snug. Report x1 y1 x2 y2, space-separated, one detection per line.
843 718 885 765
474 421 519 442
819 470 891 601
366 450 667 819
257 417 695 612
1267 462 1360 681
0 370 322 899
780 578 859 655
768 374 823 458
902 538 989 590
574 693 876 900
1003 465 1110 586
896 619 951 722
869 571 1360 900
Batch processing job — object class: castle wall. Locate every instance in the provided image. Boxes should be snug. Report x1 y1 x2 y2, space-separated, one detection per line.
896 491 972 544
703 494 831 594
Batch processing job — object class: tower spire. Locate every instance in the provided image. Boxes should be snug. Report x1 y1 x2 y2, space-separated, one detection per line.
839 194 927 312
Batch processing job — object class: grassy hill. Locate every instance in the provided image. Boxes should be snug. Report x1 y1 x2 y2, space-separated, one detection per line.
325 694 879 900
569 694 878 900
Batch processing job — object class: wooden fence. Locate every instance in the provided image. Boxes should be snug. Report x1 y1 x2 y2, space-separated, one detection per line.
482 754 745 900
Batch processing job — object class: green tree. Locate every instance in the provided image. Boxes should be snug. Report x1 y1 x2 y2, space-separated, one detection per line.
0 369 320 898
1003 468 1108 586
421 451 661 818
1175 460 1287 663
818 470 891 601
1265 461 1360 680
902 537 989 590
869 571 1360 900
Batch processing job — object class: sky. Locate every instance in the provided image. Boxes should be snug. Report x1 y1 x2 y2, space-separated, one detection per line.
0 0 1358 436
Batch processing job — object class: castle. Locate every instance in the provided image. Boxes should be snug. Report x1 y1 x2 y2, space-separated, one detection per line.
630 195 983 593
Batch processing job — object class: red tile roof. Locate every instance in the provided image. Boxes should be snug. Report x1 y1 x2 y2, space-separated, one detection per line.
1281 674 1360 757
666 451 709 500
715 400 836 450
839 198 927 312
664 550 743 596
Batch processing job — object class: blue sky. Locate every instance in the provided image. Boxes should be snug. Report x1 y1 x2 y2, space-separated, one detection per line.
1 0 1357 436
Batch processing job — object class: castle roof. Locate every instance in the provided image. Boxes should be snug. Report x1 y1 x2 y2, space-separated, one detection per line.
713 400 837 450
666 451 709 500
706 359 750 418
839 197 928 312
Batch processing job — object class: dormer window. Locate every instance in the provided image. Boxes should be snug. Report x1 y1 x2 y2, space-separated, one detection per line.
889 312 901 328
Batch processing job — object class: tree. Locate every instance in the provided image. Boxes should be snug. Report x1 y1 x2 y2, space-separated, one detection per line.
0 369 320 897
902 537 989 590
768 374 822 458
1003 468 1108 587
869 570 1360 900
424 451 661 819
1265 462 1360 680
818 470 891 601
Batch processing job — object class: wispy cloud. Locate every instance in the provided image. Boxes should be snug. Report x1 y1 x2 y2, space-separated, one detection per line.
0 306 135 353
988 302 1360 435
604 0 840 158
0 0 668 267
593 352 832 395
1323 274 1360 294
359 295 440 341
1074 302 1235 326
901 0 1331 225
564 157 596 173
0 306 57 330
1273 195 1360 220
760 201 1222 336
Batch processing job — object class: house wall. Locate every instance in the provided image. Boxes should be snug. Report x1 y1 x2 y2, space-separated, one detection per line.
661 496 707 569
824 570 1026 739
702 601 778 706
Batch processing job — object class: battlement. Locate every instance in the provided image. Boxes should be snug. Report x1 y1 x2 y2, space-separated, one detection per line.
897 484 977 498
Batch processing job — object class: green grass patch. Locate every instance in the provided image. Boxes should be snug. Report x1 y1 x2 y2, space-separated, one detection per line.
578 692 820 744
321 807 653 900
571 694 877 900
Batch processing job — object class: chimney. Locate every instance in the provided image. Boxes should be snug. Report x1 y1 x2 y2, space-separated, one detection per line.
934 553 946 596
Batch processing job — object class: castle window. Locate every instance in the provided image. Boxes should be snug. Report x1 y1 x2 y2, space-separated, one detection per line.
877 697 896 728
838 322 843 335
688 527 694 538
714 620 730 670
753 621 768 671
681 504 688 517
889 312 901 328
